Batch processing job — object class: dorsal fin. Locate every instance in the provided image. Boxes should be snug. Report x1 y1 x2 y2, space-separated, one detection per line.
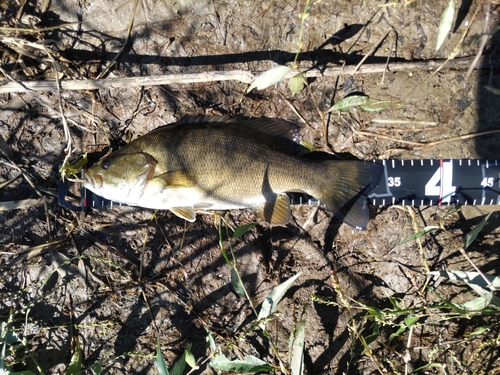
178 115 306 155
178 115 235 124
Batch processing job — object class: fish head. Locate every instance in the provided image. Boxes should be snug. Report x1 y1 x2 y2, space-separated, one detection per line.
83 152 158 204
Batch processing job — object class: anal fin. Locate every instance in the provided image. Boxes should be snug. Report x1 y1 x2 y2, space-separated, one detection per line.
258 193 291 225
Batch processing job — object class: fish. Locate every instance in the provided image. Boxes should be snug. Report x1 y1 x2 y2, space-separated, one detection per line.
83 116 383 229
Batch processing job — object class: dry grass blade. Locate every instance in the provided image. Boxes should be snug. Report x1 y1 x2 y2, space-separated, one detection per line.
371 119 439 126
1 236 70 268
0 152 43 199
0 133 14 161
43 46 73 172
0 22 81 33
0 197 43 211
433 6 481 75
0 176 19 189
466 2 491 79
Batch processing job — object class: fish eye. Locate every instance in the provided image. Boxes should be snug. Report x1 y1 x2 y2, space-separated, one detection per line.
101 159 111 169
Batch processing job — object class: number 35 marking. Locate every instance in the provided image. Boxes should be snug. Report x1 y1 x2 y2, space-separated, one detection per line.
388 177 401 187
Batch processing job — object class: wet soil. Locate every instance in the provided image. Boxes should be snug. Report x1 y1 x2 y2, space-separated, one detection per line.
1 0 500 374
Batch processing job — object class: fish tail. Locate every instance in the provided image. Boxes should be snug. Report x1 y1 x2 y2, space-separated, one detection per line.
321 160 383 230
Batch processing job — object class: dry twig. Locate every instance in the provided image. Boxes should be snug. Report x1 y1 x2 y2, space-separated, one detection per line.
0 56 496 94
353 30 391 75
354 128 500 147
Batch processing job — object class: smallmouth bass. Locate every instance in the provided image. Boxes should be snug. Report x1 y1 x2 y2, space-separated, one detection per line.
83 116 383 229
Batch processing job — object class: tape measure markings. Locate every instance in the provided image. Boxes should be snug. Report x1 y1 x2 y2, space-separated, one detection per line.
58 159 500 210
369 159 500 207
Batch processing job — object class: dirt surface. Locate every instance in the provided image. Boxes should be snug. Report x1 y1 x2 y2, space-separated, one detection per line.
1 0 500 374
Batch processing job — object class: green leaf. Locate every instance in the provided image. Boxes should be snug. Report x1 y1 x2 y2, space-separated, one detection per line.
388 325 407 344
436 0 456 50
363 321 380 346
464 213 492 250
397 226 440 246
232 223 256 239
258 273 301 324
365 305 383 319
205 328 216 352
248 66 290 92
485 86 500 95
387 295 402 310
468 326 490 336
156 337 169 375
458 292 493 311
218 225 232 267
327 95 389 113
184 347 196 368
231 268 246 297
359 98 390 112
289 74 305 94
67 339 83 375
91 359 103 375
169 350 187 375
1 321 19 344
428 270 500 289
290 314 306 375
328 95 370 112
210 354 274 372
464 283 500 308
404 315 418 328
490 295 500 308
387 315 419 343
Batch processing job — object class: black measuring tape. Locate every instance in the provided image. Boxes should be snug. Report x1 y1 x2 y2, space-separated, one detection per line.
370 159 500 206
58 159 500 211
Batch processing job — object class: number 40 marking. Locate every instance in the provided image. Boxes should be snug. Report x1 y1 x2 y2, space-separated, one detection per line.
424 161 456 204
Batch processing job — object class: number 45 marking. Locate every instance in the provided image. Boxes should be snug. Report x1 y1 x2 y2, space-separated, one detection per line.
425 161 456 204
481 177 494 187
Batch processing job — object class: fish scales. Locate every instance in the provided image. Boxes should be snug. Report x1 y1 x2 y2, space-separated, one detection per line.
118 124 323 201
83 117 383 229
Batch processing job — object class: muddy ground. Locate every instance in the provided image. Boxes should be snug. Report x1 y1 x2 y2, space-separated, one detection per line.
1 0 500 374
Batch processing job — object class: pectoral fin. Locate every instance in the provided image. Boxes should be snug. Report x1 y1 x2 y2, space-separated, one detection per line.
258 193 291 225
169 206 196 222
155 170 194 188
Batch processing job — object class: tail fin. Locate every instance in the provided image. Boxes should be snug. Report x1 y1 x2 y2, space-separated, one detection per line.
322 160 383 230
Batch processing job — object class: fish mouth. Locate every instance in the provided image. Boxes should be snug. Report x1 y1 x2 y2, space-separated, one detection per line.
84 170 103 189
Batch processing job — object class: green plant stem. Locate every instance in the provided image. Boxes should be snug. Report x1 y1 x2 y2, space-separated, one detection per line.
217 218 289 373
292 0 311 69
330 272 388 374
